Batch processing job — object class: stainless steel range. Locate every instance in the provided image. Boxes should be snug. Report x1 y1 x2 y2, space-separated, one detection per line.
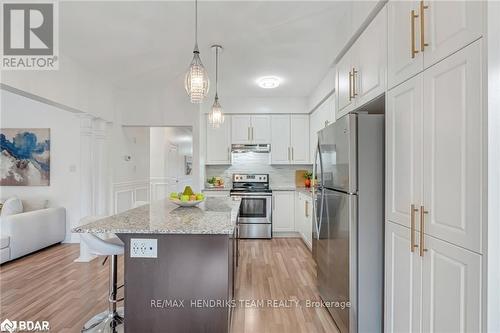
230 174 272 239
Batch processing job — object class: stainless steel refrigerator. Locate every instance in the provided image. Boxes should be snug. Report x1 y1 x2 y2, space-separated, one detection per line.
312 113 384 333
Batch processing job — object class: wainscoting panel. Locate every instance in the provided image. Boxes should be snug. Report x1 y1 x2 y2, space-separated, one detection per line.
112 180 150 213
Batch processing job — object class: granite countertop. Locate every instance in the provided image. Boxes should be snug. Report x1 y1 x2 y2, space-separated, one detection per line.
73 197 241 235
202 186 230 191
271 185 315 197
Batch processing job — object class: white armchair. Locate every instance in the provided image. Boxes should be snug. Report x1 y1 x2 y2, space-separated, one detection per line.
0 207 66 264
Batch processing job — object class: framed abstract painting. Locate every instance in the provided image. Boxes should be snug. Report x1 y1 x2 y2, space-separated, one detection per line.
0 128 51 186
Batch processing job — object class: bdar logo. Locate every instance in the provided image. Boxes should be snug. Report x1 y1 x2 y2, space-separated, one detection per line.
0 319 17 333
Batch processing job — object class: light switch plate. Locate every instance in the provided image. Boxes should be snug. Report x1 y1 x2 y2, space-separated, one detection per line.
130 238 157 258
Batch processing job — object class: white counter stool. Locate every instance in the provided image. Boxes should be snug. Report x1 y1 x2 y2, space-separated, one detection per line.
81 232 124 333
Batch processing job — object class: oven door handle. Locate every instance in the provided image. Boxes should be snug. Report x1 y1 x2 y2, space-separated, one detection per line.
230 195 272 199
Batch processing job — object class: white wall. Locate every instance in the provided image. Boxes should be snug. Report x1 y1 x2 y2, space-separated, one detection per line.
116 81 202 192
150 127 193 200
109 126 150 184
201 96 308 115
0 89 81 242
1 54 115 122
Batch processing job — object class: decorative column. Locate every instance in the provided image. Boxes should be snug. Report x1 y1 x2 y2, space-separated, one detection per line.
74 114 96 262
92 118 108 216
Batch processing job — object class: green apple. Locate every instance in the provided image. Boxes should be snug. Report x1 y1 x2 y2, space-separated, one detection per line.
196 194 204 200
170 192 179 199
181 195 189 202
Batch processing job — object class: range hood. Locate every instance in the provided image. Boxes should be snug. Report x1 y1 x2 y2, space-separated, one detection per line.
231 144 270 153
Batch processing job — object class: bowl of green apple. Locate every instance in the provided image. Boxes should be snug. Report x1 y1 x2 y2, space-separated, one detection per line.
169 186 205 207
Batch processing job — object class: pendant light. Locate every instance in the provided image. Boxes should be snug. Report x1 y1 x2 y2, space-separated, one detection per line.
184 0 209 103
208 45 224 128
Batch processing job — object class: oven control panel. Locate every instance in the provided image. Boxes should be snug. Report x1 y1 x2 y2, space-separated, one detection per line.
233 174 268 183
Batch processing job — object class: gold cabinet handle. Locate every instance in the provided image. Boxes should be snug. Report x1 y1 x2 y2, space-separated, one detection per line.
348 70 353 101
251 127 254 141
247 127 250 141
291 147 294 161
410 204 419 252
420 1 429 52
411 10 419 58
352 67 358 98
419 206 429 256
288 147 290 161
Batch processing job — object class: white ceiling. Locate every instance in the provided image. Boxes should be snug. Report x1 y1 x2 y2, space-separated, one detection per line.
60 1 350 98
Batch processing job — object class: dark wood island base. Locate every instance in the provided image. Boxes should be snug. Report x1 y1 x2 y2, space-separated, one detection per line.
117 233 237 333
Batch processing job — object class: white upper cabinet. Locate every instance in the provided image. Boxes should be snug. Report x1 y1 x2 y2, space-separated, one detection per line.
270 115 291 164
388 0 484 89
206 115 231 165
250 115 271 144
336 5 387 119
354 5 387 107
290 115 310 164
386 75 423 230
387 1 423 89
270 115 310 165
385 222 421 333
310 94 335 163
231 115 270 144
423 0 483 68
336 45 356 118
422 41 483 253
421 234 482 333
231 115 252 144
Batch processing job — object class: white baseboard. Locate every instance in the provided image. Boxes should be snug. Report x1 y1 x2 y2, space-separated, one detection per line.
272 231 301 238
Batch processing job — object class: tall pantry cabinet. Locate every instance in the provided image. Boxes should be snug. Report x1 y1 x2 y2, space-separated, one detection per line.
385 1 485 332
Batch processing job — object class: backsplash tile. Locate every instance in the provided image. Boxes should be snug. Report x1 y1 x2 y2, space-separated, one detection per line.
205 152 312 188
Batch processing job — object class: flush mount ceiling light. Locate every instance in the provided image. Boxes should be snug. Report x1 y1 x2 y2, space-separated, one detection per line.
208 45 224 128
184 0 209 103
257 76 281 89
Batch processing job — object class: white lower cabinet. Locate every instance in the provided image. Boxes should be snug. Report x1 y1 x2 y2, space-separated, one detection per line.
385 221 482 333
421 234 482 333
294 192 312 249
272 191 295 233
385 221 422 333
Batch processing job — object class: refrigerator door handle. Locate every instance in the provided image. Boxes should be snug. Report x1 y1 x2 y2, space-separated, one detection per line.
314 187 325 240
312 139 324 189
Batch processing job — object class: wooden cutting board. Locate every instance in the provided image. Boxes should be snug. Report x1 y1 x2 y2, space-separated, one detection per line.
295 170 307 186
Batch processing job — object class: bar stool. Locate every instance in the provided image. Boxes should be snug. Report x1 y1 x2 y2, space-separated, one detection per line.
81 232 124 333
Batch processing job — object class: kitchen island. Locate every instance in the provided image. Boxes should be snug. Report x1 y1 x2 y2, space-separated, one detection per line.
74 197 240 333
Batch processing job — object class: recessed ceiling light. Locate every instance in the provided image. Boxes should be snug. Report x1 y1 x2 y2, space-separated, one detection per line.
257 76 281 89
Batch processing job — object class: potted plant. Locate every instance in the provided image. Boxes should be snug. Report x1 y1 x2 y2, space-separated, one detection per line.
304 171 313 188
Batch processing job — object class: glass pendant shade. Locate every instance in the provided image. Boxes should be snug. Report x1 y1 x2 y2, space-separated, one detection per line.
209 96 224 128
208 44 224 128
185 50 209 103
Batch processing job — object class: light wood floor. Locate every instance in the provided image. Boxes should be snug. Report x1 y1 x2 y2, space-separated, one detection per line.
0 238 337 333
231 239 338 333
